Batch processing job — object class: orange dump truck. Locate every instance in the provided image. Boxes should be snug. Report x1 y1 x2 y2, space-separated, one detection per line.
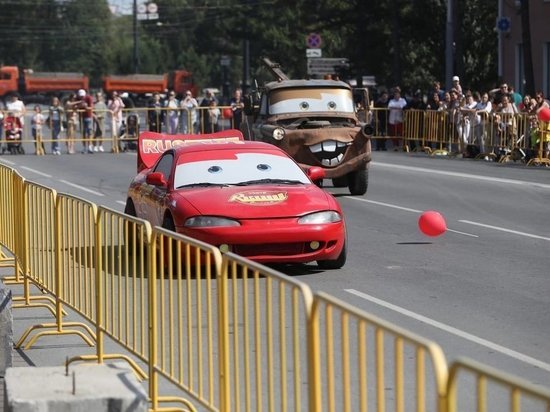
102 70 197 99
0 66 89 102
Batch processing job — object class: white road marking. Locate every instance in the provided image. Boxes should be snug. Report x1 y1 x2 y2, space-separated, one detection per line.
116 200 126 205
60 180 104 197
0 159 16 166
346 197 479 237
346 197 422 213
459 220 550 241
373 162 550 190
345 288 550 373
20 166 52 178
446 228 478 237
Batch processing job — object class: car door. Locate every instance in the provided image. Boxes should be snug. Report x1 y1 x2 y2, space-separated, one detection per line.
141 151 174 227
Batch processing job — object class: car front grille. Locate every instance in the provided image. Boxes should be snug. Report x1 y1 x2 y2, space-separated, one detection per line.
233 242 307 257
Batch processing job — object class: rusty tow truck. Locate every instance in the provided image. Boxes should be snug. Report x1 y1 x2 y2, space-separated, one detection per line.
241 58 373 195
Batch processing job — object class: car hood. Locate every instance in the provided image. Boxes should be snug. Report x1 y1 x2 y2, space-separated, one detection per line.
175 184 334 219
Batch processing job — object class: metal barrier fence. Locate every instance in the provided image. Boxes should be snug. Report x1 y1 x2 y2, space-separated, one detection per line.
219 252 314 412
310 292 448 412
3 105 548 166
2 106 549 166
447 358 550 412
149 226 224 411
0 164 17 266
1 163 550 411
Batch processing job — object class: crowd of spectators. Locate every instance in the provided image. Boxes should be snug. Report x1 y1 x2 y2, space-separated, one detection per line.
373 77 550 158
0 87 245 155
1 79 548 159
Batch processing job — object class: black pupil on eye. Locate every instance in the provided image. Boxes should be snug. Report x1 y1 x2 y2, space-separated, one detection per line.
208 166 222 173
257 164 269 171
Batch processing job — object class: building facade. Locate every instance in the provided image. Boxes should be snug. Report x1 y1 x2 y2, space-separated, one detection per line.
501 0 550 96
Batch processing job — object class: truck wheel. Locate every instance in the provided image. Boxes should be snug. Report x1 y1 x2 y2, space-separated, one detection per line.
348 169 368 195
317 241 347 270
331 176 348 187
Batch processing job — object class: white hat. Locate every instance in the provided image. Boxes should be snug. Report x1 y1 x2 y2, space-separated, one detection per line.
78 89 86 97
452 76 460 82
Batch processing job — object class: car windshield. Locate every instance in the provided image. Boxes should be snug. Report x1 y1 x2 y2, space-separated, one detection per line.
174 151 311 188
268 88 355 115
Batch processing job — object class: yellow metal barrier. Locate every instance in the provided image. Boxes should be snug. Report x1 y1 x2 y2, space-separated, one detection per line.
16 189 96 349
309 292 449 412
218 252 315 412
148 226 222 412
527 120 550 167
4 168 550 411
447 358 550 412
68 206 152 381
0 164 17 270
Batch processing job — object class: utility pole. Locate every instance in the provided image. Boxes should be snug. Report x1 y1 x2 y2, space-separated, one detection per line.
133 0 139 73
445 0 453 91
497 0 502 78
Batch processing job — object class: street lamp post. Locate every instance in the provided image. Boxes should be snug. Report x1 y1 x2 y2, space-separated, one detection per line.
133 0 139 73
445 0 454 91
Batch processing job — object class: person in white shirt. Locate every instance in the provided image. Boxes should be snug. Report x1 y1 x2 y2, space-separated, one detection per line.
387 87 407 150
6 93 26 128
474 92 492 153
165 91 179 134
31 105 45 155
180 90 198 133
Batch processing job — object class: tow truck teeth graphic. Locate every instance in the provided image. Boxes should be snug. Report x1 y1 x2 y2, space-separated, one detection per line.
308 140 349 167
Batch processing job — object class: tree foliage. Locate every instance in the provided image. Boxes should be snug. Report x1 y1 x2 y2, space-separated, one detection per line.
0 0 499 96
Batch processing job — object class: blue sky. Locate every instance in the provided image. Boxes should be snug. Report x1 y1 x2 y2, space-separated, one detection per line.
108 0 147 16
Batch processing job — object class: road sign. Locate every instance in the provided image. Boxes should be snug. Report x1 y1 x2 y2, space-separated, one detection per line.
496 16 511 33
307 58 349 76
306 48 322 58
138 2 159 20
306 33 322 49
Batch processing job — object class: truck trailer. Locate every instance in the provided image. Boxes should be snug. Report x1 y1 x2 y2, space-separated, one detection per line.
0 66 89 103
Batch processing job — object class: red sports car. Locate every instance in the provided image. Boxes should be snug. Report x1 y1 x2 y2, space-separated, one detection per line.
125 130 346 269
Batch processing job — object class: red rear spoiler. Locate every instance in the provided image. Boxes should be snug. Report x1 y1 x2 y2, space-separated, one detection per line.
137 129 245 172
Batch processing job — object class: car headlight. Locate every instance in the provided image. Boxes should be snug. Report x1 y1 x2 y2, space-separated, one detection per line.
184 216 241 227
273 127 285 140
298 211 342 224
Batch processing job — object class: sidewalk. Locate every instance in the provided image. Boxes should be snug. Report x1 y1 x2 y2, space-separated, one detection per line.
0 345 30 410
0 264 98 411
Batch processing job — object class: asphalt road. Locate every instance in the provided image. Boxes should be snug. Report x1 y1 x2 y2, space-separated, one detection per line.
1 148 550 395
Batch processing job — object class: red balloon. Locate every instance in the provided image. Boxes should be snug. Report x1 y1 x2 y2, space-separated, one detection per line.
537 107 550 122
222 108 233 119
418 211 447 237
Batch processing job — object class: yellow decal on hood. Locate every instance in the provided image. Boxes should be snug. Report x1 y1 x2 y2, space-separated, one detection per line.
230 191 288 205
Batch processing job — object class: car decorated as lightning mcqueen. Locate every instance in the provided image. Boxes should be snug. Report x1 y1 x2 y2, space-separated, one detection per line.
124 129 347 269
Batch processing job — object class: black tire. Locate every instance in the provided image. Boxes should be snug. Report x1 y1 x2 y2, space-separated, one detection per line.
317 241 347 270
124 199 136 216
348 168 368 195
331 175 349 188
162 214 176 231
123 200 141 256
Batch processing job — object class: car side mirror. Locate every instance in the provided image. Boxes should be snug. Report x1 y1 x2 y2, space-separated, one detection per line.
307 166 326 182
146 172 167 188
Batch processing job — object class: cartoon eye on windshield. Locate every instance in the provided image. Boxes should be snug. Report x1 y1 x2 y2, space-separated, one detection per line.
208 165 223 173
257 164 271 171
299 101 309 111
327 101 337 110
